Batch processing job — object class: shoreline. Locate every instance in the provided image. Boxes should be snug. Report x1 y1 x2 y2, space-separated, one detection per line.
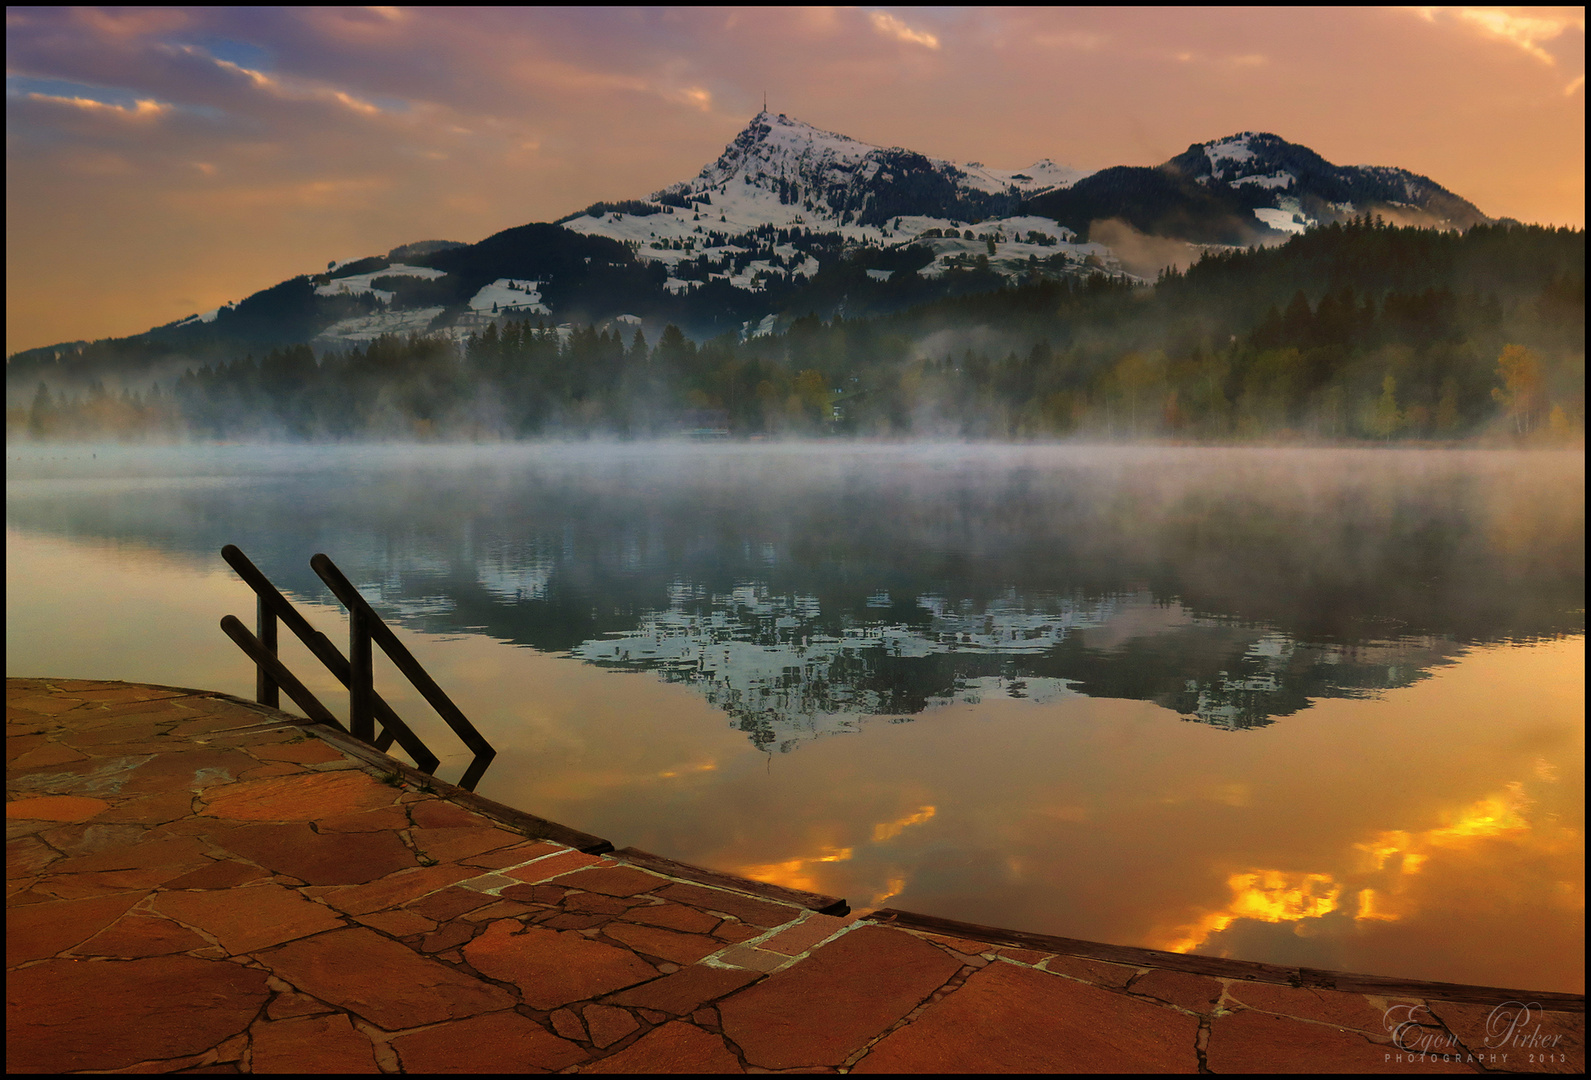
10 676 1582 1072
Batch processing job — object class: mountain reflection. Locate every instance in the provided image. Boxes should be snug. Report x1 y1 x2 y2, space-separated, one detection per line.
564 586 1468 749
6 445 1582 750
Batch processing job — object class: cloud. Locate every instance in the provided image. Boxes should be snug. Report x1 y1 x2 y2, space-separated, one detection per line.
870 11 940 50
203 51 384 116
3 6 1582 355
1087 219 1205 278
1160 779 1560 955
671 85 713 112
1411 6 1586 65
23 92 170 120
1032 30 1107 51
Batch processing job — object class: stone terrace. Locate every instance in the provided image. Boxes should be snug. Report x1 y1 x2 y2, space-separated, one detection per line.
8 678 1585 1073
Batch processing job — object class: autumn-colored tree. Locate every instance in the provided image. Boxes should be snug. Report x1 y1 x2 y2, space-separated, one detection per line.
1491 344 1544 435
1111 351 1165 437
794 369 832 424
1369 374 1402 439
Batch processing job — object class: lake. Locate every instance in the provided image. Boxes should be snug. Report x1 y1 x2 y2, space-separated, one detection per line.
6 442 1584 993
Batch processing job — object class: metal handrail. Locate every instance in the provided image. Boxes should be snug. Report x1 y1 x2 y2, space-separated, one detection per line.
309 554 496 762
221 545 439 771
220 545 496 787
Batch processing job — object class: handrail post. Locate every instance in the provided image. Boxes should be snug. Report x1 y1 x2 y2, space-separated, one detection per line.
257 593 280 708
219 545 440 774
221 545 494 790
311 553 497 764
222 616 344 730
350 604 374 743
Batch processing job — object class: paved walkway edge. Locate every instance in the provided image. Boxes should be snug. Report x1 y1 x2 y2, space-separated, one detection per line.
27 678 1584 1006
864 908 1586 1010
91 679 1587 1008
137 680 852 915
10 676 1585 1074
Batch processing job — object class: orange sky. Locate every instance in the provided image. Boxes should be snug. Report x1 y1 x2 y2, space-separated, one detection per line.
5 6 1585 356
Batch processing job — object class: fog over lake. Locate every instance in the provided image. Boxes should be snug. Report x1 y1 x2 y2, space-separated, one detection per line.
6 442 1584 992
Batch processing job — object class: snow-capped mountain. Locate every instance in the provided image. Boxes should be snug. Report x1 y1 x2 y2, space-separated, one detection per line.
656 110 1085 223
1028 131 1489 245
7 112 1495 368
1171 132 1488 230
555 111 1117 302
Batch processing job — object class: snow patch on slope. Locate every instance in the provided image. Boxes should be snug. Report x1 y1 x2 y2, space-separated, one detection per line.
467 279 548 315
314 307 446 347
1230 171 1293 190
1252 208 1307 235
1205 135 1257 170
316 263 446 303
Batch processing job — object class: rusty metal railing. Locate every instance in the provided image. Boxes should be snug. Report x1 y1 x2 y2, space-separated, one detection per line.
219 544 496 790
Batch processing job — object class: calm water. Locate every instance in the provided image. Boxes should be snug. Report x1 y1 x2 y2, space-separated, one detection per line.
6 443 1584 992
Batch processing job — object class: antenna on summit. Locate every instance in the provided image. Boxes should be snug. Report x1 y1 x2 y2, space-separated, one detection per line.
763 90 767 113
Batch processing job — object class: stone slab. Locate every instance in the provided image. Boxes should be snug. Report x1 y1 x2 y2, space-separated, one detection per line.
6 890 146 964
604 964 763 1015
582 1020 744 1073
6 955 270 1073
6 794 110 821
554 865 670 897
260 926 515 1030
206 821 415 885
75 912 212 957
251 1012 381 1073
854 958 1198 1073
1427 1000 1585 1074
1206 1008 1472 1073
602 921 723 965
653 881 802 928
463 918 661 1010
389 1008 589 1073
719 926 962 1068
1129 967 1225 1014
199 770 398 821
584 1002 641 1048
304 863 478 915
152 881 346 954
1226 980 1394 1035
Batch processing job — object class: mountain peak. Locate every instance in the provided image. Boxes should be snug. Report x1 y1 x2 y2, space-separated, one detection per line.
1150 132 1487 232
655 111 878 202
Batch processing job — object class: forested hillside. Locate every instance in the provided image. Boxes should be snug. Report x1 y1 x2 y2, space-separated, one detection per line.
12 219 1583 442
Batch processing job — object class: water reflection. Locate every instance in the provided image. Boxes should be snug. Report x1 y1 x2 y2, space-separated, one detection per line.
5 445 1582 751
5 444 1583 993
565 586 1469 748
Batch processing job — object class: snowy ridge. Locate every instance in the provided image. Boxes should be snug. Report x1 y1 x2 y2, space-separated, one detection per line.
1164 131 1487 236
562 111 1116 300
225 114 1488 352
656 111 1087 204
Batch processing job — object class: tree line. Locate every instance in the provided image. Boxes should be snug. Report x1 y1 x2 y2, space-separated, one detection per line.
11 218 1582 442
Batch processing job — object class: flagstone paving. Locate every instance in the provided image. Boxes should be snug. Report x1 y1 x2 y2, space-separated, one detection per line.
8 678 1584 1073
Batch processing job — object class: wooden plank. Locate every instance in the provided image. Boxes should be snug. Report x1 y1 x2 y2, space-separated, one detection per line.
613 847 849 915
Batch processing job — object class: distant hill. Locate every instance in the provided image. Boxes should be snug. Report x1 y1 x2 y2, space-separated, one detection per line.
8 113 1498 387
1027 132 1489 245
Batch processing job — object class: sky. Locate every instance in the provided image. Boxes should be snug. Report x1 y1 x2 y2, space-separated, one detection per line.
5 6 1586 357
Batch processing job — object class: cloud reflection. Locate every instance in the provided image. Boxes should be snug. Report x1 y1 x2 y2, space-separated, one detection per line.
1163 778 1573 956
